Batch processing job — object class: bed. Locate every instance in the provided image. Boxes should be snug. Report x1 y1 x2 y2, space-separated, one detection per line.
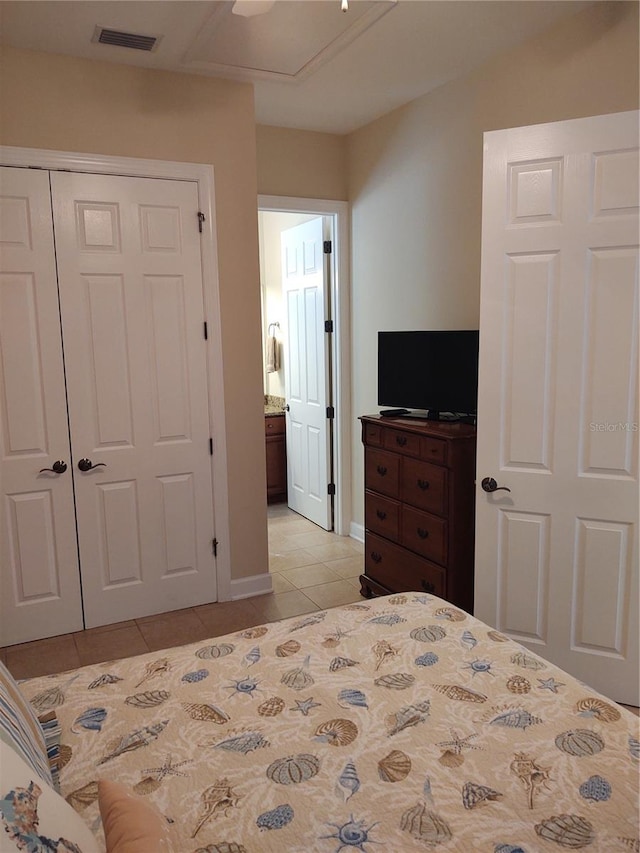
3 592 639 852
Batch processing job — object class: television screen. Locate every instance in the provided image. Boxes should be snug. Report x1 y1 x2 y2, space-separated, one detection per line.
378 330 479 418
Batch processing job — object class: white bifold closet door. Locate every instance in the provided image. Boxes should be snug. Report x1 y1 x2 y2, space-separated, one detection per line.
1 167 217 645
0 167 84 644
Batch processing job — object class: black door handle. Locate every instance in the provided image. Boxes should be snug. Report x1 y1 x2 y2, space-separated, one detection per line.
284 404 290 412
39 460 67 474
481 477 511 493
78 458 106 472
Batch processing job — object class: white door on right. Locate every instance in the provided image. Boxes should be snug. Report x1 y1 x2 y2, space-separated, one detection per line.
475 111 639 705
281 217 332 530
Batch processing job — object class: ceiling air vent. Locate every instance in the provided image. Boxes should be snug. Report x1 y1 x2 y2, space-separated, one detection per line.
93 26 161 52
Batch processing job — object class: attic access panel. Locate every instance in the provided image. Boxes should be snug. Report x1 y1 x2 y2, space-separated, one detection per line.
183 0 396 82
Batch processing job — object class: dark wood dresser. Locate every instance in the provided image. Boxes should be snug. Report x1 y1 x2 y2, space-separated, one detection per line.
360 415 476 612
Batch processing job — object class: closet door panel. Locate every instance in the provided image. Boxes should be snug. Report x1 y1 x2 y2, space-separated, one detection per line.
0 167 83 645
51 172 217 627
83 273 134 447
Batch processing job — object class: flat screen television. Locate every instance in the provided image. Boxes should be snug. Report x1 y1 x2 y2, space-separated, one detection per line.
378 330 479 420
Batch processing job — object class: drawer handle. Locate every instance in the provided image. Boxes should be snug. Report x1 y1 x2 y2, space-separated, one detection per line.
376 509 387 520
396 436 407 447
377 465 387 477
417 527 429 539
417 479 430 490
371 551 382 563
421 579 436 593
430 448 439 455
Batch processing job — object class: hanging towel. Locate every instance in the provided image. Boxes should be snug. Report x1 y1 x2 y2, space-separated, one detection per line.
265 334 279 373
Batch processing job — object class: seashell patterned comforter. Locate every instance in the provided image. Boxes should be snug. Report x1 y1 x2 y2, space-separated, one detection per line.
19 593 639 852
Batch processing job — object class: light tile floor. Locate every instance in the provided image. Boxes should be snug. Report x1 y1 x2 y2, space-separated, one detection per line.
1 504 365 681
2 507 638 719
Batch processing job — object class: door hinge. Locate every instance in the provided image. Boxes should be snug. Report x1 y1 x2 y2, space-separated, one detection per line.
204 321 208 340
328 483 336 496
323 240 332 254
209 437 213 455
198 212 206 233
326 406 335 419
324 320 333 333
212 537 218 557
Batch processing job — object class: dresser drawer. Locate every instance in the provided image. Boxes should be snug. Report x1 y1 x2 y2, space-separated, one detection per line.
365 533 446 596
365 490 400 542
363 421 383 447
401 506 448 566
383 428 421 457
365 448 400 498
421 435 447 464
401 458 447 514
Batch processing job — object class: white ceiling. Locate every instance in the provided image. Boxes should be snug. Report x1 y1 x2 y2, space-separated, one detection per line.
0 0 593 134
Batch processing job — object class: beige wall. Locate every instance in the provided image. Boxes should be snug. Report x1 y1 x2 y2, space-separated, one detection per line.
256 125 348 201
0 46 268 582
348 1 639 527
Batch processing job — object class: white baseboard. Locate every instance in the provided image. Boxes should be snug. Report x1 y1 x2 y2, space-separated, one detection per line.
350 522 365 543
230 572 273 600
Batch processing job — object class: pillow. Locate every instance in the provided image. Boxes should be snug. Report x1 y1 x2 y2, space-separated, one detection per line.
38 709 62 791
0 660 52 786
98 779 170 853
0 737 100 853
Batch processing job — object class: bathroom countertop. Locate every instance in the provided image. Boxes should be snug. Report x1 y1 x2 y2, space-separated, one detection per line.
264 395 285 417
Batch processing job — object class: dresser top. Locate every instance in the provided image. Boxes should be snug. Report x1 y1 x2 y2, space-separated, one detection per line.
360 414 476 440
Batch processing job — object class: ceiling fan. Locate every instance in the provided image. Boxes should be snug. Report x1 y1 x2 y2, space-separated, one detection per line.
231 0 348 16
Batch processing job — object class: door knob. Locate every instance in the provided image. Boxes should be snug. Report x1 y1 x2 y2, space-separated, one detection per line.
284 404 290 412
78 458 106 472
39 460 67 474
481 477 511 493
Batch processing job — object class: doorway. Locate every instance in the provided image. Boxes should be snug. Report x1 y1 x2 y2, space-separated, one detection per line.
258 196 351 538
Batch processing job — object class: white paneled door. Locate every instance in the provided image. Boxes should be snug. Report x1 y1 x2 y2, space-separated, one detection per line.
282 217 332 530
475 111 639 705
0 167 216 643
0 167 84 644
